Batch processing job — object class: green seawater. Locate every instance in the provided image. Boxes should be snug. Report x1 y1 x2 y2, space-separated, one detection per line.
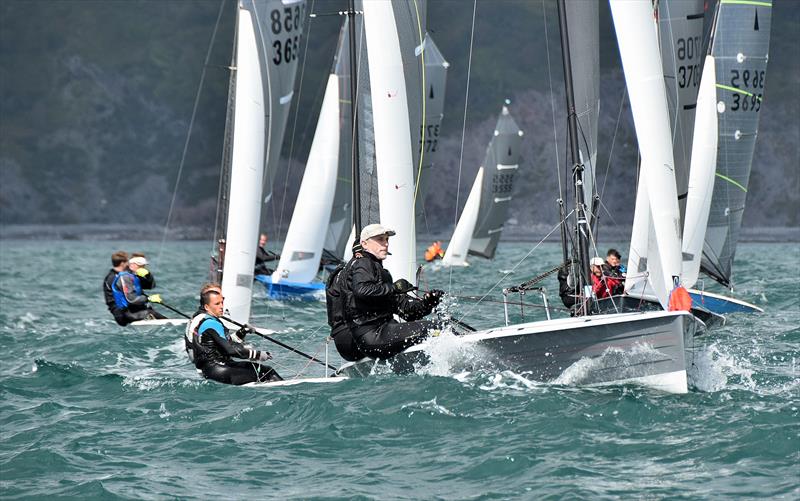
0 240 797 499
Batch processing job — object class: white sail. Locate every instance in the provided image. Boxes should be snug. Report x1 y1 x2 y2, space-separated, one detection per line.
271 75 340 284
611 0 682 309
363 1 417 282
441 168 484 267
221 8 266 323
681 55 718 288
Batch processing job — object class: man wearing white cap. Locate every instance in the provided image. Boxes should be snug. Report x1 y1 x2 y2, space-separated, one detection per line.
335 223 444 359
129 253 156 290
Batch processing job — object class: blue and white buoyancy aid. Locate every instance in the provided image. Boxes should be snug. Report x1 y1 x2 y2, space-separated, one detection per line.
111 271 142 309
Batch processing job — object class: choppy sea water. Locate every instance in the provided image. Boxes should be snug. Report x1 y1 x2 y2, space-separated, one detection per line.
0 239 797 499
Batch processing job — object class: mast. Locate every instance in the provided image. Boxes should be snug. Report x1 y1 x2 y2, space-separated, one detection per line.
347 0 361 237
557 0 591 311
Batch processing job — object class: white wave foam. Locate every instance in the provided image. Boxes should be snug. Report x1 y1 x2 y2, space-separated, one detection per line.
413 329 493 377
401 397 455 417
688 342 756 392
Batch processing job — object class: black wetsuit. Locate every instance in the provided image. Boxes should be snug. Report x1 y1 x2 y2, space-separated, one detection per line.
103 268 126 325
325 258 365 361
344 253 436 359
254 246 280 275
193 315 282 385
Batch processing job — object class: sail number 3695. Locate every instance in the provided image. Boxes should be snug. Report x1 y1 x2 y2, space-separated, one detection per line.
730 69 765 112
270 7 305 66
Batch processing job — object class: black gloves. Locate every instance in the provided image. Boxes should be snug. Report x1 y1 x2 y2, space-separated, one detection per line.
393 278 417 294
423 289 445 307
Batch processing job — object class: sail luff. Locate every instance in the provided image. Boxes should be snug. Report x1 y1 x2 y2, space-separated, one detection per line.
221 7 266 323
611 0 682 309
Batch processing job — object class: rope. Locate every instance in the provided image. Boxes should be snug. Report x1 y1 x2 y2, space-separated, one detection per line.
448 0 478 293
157 0 226 264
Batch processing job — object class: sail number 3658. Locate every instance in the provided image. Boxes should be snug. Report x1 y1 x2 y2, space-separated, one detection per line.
270 7 305 66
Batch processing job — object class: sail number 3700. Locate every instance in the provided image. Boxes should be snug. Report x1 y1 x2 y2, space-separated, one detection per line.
270 7 305 66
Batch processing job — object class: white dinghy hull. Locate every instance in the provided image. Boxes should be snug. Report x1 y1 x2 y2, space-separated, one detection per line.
338 310 699 394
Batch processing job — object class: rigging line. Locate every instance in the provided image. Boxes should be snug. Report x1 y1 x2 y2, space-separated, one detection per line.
158 0 226 263
410 0 426 280
448 0 478 294
456 217 567 325
541 0 563 201
276 0 317 245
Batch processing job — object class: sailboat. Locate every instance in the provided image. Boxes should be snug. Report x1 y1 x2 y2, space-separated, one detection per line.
684 0 772 315
211 0 305 323
440 103 523 267
337 0 701 394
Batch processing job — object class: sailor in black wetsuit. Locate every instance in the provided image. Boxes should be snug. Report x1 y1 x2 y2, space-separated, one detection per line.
343 224 444 359
104 251 129 325
192 289 282 385
254 233 280 275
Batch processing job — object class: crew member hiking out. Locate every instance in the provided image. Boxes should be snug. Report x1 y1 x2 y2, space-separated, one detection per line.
192 289 282 385
341 224 444 360
325 242 365 362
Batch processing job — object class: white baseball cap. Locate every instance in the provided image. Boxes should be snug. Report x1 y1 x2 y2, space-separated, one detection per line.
360 224 396 241
129 256 149 266
590 257 605 266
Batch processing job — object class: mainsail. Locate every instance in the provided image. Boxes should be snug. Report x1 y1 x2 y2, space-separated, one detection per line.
413 34 449 225
467 105 524 260
657 0 705 227
564 0 599 221
700 0 772 288
214 0 305 322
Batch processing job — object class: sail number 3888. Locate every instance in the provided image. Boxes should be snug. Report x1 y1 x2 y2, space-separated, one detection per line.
270 7 305 66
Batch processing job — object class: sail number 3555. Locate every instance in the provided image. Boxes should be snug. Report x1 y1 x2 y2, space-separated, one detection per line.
270 7 305 66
